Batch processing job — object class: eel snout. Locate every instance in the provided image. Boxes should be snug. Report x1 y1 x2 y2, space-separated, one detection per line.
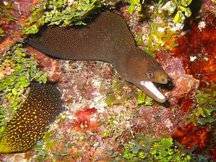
137 71 169 103
139 81 166 103
142 66 169 103
121 48 169 103
139 66 169 103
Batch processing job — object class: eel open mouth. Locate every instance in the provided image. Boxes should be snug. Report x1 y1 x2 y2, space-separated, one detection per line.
140 81 166 103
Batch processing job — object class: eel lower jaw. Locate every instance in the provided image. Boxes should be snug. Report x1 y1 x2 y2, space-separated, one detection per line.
139 81 166 103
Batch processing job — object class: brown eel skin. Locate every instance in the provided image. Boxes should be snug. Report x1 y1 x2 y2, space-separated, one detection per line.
27 12 169 103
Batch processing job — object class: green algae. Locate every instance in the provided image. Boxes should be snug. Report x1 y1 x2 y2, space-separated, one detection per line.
22 0 105 34
121 135 191 162
0 44 48 134
186 83 216 126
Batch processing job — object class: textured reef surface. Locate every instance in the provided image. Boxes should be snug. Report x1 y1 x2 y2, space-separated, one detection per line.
0 0 216 161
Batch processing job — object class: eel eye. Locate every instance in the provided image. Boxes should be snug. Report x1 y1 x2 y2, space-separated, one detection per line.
147 71 154 79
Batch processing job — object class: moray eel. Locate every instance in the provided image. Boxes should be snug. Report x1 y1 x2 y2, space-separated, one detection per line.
0 83 63 153
27 12 169 103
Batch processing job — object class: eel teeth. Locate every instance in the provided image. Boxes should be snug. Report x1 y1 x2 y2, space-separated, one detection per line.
140 81 166 103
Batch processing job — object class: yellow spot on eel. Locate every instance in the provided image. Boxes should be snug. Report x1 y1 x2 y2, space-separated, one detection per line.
0 83 63 153
27 12 169 102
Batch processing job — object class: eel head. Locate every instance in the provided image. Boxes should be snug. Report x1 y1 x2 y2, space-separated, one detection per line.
116 48 169 103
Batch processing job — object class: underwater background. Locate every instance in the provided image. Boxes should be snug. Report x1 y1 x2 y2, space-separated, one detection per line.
0 0 215 161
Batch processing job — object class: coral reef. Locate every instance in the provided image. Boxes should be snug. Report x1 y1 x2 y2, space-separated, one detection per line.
0 0 215 161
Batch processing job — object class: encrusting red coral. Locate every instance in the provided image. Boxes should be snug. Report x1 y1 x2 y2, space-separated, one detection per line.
172 124 208 151
70 107 99 131
155 13 216 109
155 51 200 106
173 14 216 85
210 145 216 161
155 13 216 157
27 46 63 82
0 0 41 54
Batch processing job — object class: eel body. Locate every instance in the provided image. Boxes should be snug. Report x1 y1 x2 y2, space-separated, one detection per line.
0 12 169 153
27 12 169 103
0 83 63 153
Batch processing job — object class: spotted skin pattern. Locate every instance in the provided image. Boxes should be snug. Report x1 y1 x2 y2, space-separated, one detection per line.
0 83 63 153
